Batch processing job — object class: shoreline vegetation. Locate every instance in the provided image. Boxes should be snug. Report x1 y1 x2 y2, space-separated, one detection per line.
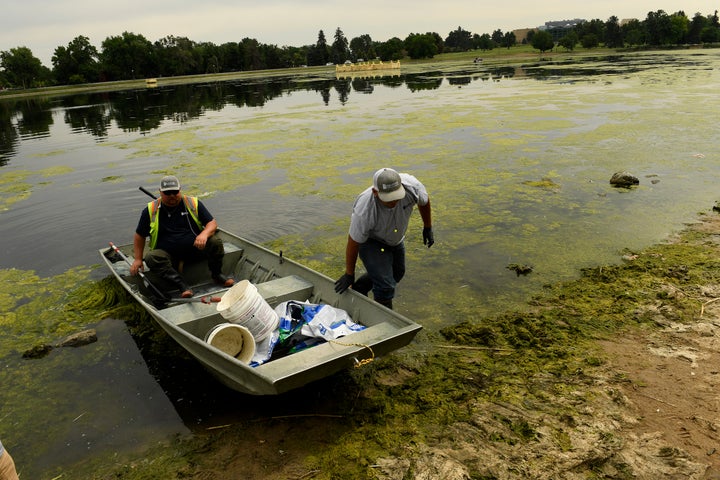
33 48 720 479
2 44 711 101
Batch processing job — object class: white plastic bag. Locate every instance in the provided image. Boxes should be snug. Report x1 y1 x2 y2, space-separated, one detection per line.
300 303 365 340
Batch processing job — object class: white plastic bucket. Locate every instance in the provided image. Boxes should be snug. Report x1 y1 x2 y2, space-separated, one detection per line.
205 323 256 363
216 280 279 341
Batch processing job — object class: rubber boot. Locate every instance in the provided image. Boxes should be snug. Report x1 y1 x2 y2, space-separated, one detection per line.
162 269 193 298
352 273 372 296
376 298 393 310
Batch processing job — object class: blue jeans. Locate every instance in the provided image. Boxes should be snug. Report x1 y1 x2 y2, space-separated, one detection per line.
359 238 405 302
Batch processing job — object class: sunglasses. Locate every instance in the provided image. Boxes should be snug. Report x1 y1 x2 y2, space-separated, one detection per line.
162 190 180 196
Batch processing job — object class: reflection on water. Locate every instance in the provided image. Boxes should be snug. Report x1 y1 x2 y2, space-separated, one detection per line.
2 52 702 163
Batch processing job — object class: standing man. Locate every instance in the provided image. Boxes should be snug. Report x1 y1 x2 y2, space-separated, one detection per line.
130 175 234 298
334 168 434 309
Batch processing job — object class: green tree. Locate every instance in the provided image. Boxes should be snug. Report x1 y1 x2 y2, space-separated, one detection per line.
261 43 284 69
645 10 673 45
474 33 494 50
404 33 437 59
195 41 223 73
622 18 645 45
239 38 263 70
580 33 599 48
222 42 243 71
427 32 445 54
668 11 690 44
52 35 99 84
349 34 375 61
576 19 605 42
502 31 517 49
700 24 720 42
491 29 505 45
445 26 473 51
526 30 536 44
306 30 329 66
531 30 555 53
277 45 307 67
375 37 404 61
330 27 350 64
604 16 624 48
558 31 578 51
0 46 44 89
100 31 154 80
687 13 708 43
154 35 197 76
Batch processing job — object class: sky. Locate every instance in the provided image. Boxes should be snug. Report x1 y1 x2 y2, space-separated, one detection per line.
1 0 716 67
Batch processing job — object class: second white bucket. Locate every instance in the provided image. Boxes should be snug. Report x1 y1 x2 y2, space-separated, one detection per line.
216 280 279 341
205 323 256 363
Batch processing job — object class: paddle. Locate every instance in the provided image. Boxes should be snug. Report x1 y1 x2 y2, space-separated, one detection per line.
108 241 221 304
139 185 157 200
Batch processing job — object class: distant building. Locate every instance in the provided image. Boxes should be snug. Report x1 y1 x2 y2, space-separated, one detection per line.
538 18 586 41
512 17 637 46
513 19 586 44
541 18 586 30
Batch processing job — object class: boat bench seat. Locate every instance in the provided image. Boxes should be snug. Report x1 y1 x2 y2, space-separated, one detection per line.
256 275 314 308
168 274 314 338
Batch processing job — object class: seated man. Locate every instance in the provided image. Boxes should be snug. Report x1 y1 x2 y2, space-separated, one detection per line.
130 175 233 298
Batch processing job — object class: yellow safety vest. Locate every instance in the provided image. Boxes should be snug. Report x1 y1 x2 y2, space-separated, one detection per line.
147 195 202 249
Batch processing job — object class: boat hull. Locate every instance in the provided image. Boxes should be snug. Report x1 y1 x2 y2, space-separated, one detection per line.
100 229 422 395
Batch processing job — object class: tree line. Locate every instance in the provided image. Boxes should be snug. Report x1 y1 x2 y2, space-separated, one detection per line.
1 8 718 90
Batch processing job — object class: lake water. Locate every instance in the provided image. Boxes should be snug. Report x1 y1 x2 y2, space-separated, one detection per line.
2 50 720 478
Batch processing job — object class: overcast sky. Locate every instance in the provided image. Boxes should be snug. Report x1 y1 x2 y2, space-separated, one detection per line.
1 1 715 66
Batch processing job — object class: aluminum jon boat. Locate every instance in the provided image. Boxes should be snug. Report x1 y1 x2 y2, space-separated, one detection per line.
99 229 422 395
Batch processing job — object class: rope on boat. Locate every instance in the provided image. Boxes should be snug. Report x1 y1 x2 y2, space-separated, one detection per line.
328 339 375 367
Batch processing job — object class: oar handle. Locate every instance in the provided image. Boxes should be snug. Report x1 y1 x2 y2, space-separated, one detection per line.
172 296 223 304
109 241 134 268
139 186 157 199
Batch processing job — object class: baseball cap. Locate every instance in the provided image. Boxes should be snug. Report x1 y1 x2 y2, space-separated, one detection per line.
160 175 180 192
373 168 406 202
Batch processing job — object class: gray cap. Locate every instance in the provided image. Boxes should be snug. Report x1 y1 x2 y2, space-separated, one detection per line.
159 175 180 191
373 168 405 202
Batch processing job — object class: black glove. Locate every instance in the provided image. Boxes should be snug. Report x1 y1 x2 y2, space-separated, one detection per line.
334 273 354 293
422 227 434 248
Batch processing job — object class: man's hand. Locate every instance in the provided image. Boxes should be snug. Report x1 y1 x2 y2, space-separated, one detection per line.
422 227 434 248
334 273 354 293
130 258 144 276
194 232 209 250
